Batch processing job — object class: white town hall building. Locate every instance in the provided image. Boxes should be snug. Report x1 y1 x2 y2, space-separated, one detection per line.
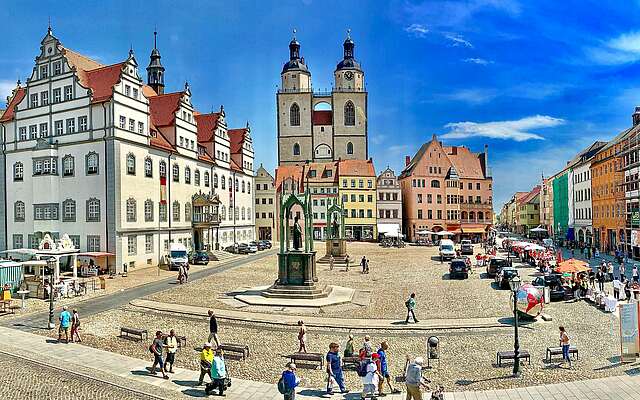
0 28 255 272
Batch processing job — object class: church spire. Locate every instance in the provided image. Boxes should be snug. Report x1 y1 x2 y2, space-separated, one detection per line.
147 29 165 95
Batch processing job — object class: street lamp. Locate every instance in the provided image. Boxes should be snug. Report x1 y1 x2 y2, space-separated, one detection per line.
509 275 522 376
47 257 56 329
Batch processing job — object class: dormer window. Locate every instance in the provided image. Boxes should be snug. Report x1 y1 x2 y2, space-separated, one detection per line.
133 88 138 99
40 65 48 79
53 61 61 76
125 85 131 97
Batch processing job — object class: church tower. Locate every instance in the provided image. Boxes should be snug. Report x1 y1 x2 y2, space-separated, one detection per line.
332 30 367 161
277 30 313 165
147 30 165 95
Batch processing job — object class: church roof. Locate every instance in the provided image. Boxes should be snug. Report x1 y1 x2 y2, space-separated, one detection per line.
0 87 25 122
312 110 332 125
195 112 222 142
148 92 183 127
337 159 375 177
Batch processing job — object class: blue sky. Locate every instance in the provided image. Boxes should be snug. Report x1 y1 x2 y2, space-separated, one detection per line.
3 1 640 211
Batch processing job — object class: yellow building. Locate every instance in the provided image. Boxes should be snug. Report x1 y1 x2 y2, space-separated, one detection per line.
338 159 377 241
518 186 541 235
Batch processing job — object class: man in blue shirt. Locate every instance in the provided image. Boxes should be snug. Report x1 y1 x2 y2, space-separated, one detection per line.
377 340 399 395
326 342 348 394
281 363 300 400
58 306 72 343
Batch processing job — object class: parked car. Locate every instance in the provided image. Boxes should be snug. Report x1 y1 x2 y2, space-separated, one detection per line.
532 274 566 301
496 267 519 289
189 251 210 265
439 239 456 261
486 257 510 277
224 244 254 254
449 259 470 279
460 239 474 255
258 240 272 249
250 241 268 251
245 243 259 253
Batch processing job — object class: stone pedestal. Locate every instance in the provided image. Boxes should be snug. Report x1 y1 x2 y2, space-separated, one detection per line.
263 250 329 299
317 239 348 264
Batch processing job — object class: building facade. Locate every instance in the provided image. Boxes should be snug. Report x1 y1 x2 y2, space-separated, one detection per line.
399 135 493 242
338 159 377 240
276 32 367 165
0 29 255 271
307 162 339 240
517 186 540 235
254 165 276 240
540 176 554 236
376 167 402 238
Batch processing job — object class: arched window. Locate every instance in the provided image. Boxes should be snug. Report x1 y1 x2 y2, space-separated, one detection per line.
346 142 354 155
126 198 137 222
144 157 153 177
430 180 440 188
241 207 245 220
194 169 200 186
242 181 246 193
235 207 239 220
62 199 76 222
220 205 226 221
159 160 167 177
87 198 100 222
86 152 99 175
213 173 218 188
126 153 136 175
235 178 239 192
173 201 180 221
228 206 233 220
228 177 232 190
14 201 25 222
469 211 476 221
344 101 355 126
290 103 300 126
172 164 179 182
185 202 192 222
221 175 226 190
461 211 468 220
293 143 300 156
13 162 23 181
185 167 191 184
63 155 74 177
478 211 484 221
145 199 154 221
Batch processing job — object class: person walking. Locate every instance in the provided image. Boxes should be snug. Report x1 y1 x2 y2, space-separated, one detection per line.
345 254 350 272
208 310 220 347
361 256 367 274
297 321 307 353
197 342 214 386
361 354 378 400
596 270 605 292
326 342 348 395
405 356 429 400
633 265 639 283
405 293 419 323
329 255 334 271
150 331 169 379
208 348 227 396
613 276 621 300
365 258 370 274
70 309 81 343
377 340 399 396
559 326 572 368
624 275 633 301
280 363 300 400
58 306 72 343
164 329 178 373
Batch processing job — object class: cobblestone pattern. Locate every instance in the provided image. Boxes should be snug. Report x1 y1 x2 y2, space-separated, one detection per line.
0 353 159 400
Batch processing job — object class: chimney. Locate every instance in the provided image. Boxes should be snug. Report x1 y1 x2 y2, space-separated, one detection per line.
633 106 640 127
405 156 411 166
450 146 457 155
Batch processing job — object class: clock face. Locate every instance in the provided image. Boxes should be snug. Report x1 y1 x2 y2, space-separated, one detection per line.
345 71 354 81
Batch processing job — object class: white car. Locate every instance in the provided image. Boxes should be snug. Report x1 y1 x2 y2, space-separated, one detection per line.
439 239 456 261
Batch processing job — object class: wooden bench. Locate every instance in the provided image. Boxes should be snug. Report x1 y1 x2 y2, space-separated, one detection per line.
496 350 531 367
343 356 360 369
218 343 250 360
161 333 187 348
119 327 148 342
546 346 578 362
289 352 324 369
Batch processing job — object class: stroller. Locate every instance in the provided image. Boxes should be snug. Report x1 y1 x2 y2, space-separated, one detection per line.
204 358 232 396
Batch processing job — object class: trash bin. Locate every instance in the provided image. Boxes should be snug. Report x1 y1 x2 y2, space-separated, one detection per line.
99 276 106 290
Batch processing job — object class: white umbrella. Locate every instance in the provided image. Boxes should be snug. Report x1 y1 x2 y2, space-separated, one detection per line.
437 231 454 236
530 227 547 233
524 244 545 251
416 230 430 235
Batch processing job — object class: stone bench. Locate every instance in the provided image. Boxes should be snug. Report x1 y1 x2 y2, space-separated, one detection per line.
496 350 530 367
289 352 324 369
218 343 249 360
119 327 148 342
546 346 578 362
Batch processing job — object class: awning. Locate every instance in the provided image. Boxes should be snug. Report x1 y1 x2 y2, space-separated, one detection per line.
462 225 487 234
378 223 401 236
446 226 461 234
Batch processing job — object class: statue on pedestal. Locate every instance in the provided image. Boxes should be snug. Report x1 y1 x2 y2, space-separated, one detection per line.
293 216 302 250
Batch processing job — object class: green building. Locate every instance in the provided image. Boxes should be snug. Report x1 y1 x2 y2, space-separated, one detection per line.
552 172 569 239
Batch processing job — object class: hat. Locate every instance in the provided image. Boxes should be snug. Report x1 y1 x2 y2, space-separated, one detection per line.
414 357 424 366
364 335 370 340
204 342 212 347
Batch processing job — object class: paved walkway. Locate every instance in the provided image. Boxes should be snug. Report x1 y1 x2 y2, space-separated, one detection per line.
4 325 640 399
131 299 510 331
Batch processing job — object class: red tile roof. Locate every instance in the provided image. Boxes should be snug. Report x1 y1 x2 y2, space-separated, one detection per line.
148 92 183 127
521 186 541 204
275 165 305 191
85 63 125 103
337 159 376 177
230 159 242 172
313 110 332 125
444 146 484 179
228 128 248 154
195 113 222 142
0 87 25 122
149 130 174 152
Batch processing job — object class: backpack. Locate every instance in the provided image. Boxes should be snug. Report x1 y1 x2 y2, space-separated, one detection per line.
356 359 370 377
405 299 410 308
277 376 287 394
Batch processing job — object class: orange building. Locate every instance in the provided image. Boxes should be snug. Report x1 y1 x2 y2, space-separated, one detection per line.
591 128 632 253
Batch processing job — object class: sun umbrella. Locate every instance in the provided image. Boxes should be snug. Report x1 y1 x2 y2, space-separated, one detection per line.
525 244 545 251
437 231 454 236
555 258 591 274
530 227 547 233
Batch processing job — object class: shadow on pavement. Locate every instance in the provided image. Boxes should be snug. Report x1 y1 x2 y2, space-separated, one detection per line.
455 374 514 386
181 388 207 397
173 379 200 387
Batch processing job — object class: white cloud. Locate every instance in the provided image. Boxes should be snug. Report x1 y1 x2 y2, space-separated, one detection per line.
370 134 387 145
445 33 473 48
463 57 493 65
587 31 640 65
0 80 16 104
441 115 565 141
441 88 498 105
405 24 429 38
388 144 411 154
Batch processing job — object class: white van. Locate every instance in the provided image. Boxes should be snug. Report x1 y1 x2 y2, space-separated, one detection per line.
168 243 189 271
439 239 456 261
